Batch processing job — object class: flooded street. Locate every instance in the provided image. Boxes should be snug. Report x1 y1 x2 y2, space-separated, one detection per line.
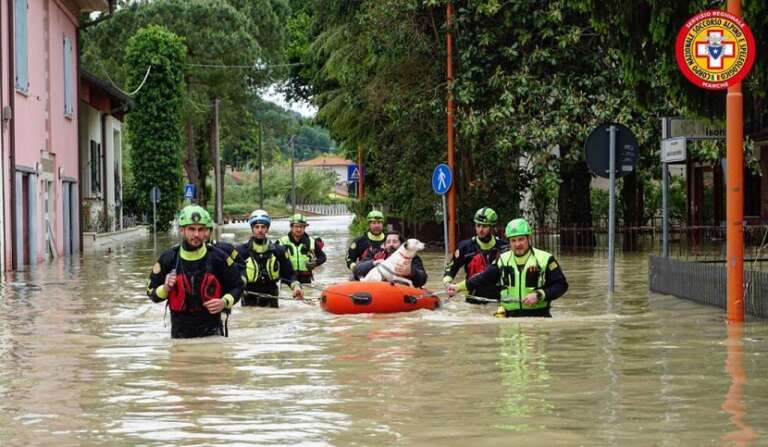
1 215 767 446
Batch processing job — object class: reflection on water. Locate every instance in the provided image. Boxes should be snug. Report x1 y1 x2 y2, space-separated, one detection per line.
0 215 767 446
721 324 757 447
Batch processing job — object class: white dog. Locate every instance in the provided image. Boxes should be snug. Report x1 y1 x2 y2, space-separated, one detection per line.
362 238 425 287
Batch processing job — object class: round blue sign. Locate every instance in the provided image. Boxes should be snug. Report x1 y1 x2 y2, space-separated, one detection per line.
432 164 452 195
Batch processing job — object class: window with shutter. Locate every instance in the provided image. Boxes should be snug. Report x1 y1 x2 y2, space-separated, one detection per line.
90 141 101 194
64 36 73 116
14 0 29 92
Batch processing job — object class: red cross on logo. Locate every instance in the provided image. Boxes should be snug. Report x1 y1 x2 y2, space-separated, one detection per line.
695 30 735 70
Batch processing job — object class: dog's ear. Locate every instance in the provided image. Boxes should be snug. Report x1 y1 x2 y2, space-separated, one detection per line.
403 240 410 250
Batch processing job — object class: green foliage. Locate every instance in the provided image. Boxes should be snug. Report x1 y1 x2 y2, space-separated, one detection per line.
223 164 338 211
125 26 187 230
529 169 560 227
81 0 292 207
591 189 610 228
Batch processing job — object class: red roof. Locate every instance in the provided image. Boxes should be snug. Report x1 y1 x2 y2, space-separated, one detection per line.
297 155 354 167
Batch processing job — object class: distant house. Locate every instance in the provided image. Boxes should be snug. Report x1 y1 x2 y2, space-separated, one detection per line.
1 0 112 270
296 155 357 197
79 69 130 234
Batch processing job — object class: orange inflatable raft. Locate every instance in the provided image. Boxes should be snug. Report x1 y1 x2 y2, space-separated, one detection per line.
320 281 440 314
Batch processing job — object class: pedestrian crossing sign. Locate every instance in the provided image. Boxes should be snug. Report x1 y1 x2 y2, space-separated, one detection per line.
184 183 196 201
348 165 361 183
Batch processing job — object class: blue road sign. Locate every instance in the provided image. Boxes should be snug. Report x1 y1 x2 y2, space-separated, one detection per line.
432 164 452 195
184 183 196 200
348 164 361 183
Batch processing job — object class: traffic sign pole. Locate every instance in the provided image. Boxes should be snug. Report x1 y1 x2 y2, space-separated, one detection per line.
608 125 617 293
442 194 448 259
150 186 161 252
662 162 669 258
433 164 453 260
153 197 157 252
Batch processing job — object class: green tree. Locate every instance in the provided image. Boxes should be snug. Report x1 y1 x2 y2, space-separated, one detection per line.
81 0 290 206
124 25 187 230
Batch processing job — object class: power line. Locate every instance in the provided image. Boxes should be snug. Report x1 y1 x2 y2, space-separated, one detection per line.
186 62 306 69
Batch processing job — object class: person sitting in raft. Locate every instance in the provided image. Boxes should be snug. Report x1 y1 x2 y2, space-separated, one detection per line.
352 231 428 288
447 218 568 317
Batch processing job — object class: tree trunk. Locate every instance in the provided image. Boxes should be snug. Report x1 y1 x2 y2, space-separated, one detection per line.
558 154 594 250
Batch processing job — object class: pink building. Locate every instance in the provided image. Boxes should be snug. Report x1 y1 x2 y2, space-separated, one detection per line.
1 0 110 270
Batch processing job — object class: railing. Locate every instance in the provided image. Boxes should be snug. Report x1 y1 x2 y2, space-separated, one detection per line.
649 255 768 318
529 224 768 258
296 203 351 216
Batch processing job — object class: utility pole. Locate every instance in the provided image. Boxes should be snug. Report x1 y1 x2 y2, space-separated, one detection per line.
258 123 264 209
290 136 296 214
446 1 457 253
212 98 223 224
726 0 744 323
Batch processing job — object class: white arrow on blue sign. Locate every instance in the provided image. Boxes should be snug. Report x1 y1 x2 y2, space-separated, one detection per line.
432 163 452 195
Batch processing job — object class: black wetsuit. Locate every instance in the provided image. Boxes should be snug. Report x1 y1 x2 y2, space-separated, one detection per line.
147 242 242 338
236 238 299 308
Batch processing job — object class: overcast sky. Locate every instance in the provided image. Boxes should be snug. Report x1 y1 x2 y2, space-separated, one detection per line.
260 85 317 118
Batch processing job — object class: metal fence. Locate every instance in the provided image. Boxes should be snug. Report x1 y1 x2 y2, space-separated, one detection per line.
296 203 351 216
528 224 768 259
649 255 768 318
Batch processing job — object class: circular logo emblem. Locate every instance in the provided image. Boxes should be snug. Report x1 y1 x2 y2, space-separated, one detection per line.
675 10 756 90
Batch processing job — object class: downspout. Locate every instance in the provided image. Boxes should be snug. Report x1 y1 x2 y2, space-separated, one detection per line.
8 0 17 269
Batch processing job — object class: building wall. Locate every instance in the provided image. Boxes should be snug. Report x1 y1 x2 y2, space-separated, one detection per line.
2 0 81 269
297 164 350 185
79 101 123 232
0 0 9 270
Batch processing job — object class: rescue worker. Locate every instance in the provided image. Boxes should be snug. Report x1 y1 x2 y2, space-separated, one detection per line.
146 205 243 338
276 213 326 284
346 210 387 273
447 218 568 317
443 207 508 304
236 209 303 307
352 231 428 287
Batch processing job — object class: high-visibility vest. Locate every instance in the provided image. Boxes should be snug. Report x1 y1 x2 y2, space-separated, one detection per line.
244 250 281 284
496 248 553 311
278 235 316 273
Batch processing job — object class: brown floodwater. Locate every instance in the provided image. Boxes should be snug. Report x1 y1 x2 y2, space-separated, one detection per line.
0 215 766 446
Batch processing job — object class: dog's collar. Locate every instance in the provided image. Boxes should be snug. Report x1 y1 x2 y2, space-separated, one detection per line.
399 255 413 260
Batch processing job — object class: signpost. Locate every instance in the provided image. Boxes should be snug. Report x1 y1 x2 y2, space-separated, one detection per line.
667 118 725 140
432 164 452 259
661 137 687 163
585 123 640 293
149 186 161 252
348 164 361 197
